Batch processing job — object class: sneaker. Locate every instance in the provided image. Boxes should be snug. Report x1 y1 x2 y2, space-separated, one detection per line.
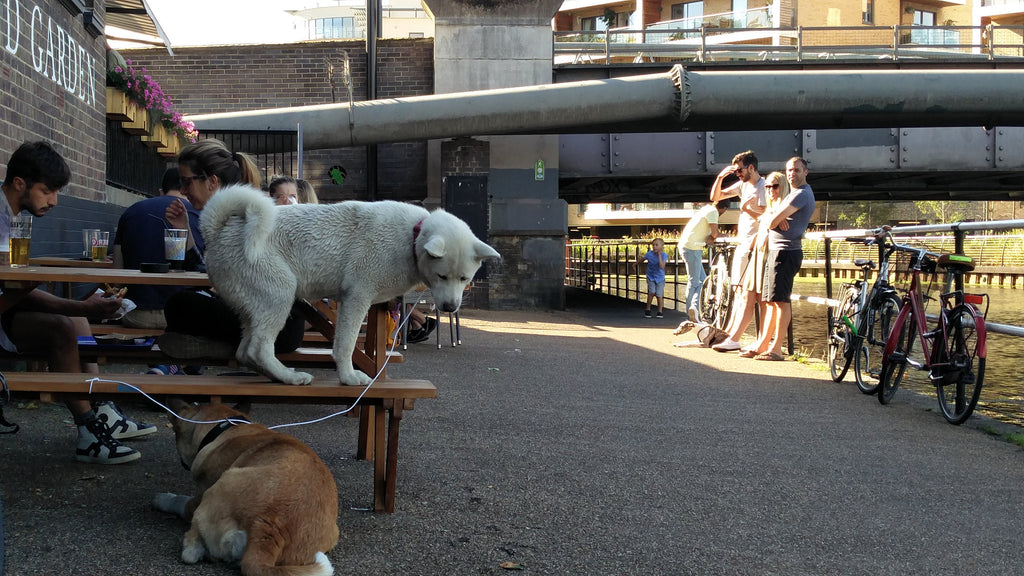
145 364 182 376
673 321 696 336
406 327 430 344
712 338 742 352
76 418 141 464
687 307 698 322
644 310 652 318
157 332 235 360
655 312 664 319
423 317 438 336
740 344 758 354
93 401 157 440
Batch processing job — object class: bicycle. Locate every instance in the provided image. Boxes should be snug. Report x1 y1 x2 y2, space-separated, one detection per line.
698 241 734 329
877 239 988 425
826 230 902 394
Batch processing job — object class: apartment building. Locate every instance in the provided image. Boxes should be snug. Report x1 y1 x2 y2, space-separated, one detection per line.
552 0 1003 63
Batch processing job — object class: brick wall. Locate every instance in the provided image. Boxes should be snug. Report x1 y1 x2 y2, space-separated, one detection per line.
121 39 434 203
0 0 111 254
441 137 489 177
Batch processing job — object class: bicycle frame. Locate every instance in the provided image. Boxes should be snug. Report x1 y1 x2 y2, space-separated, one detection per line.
883 249 988 374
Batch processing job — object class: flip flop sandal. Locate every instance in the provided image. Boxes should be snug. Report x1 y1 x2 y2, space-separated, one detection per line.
754 352 784 361
739 350 759 359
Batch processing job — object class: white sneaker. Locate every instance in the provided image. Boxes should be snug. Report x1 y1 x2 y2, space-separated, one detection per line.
94 401 157 440
712 338 742 352
76 419 141 464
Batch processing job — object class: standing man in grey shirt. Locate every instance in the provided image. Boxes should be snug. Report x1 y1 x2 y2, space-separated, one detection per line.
748 157 816 361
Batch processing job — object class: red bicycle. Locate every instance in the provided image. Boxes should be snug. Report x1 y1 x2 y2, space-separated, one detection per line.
877 236 988 425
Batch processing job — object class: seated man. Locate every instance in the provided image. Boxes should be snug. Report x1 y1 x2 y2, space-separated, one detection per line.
1 141 154 464
112 167 204 330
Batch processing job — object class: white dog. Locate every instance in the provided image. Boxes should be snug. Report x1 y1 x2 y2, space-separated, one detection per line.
199 184 500 386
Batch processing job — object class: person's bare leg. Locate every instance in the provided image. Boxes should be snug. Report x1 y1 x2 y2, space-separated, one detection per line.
727 289 758 343
752 303 778 354
766 302 792 357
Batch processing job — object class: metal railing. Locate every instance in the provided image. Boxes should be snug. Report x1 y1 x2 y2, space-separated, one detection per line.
553 24 1024 65
566 219 1024 346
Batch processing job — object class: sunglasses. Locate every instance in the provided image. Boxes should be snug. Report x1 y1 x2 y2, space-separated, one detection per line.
179 174 208 188
766 184 780 189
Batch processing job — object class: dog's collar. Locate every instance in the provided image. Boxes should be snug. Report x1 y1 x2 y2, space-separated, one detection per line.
181 418 249 471
412 218 424 266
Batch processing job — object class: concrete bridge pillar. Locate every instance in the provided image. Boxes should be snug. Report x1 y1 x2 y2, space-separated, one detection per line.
423 0 568 309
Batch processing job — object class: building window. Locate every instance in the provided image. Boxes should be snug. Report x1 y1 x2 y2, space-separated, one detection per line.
670 1 703 23
912 9 936 26
311 17 361 40
863 0 873 24
581 11 630 31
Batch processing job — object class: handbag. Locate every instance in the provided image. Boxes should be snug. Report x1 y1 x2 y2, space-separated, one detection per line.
696 324 729 348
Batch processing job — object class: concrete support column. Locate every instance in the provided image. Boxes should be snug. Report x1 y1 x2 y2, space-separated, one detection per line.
424 0 568 310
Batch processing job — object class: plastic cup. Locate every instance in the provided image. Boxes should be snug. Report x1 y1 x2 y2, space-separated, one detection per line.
82 228 100 258
164 229 188 270
9 214 32 267
89 230 109 263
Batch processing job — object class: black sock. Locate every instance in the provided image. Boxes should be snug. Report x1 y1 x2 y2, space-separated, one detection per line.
73 410 97 426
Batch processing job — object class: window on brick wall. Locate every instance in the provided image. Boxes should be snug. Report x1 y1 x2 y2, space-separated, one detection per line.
311 17 363 40
863 0 874 24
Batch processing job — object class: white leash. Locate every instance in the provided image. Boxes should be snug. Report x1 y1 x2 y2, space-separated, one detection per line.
84 305 412 429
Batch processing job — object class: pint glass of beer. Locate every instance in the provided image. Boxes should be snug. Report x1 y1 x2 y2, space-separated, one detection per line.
9 214 32 267
164 229 188 270
90 230 109 262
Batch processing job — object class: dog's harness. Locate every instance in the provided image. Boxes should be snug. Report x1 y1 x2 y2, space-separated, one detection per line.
181 417 250 471
412 218 424 266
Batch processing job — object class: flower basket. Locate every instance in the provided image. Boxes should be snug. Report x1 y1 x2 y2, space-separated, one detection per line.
106 87 135 122
142 122 170 148
121 105 149 135
158 136 182 157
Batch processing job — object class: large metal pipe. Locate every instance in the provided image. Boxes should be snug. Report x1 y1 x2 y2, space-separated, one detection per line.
188 66 1024 150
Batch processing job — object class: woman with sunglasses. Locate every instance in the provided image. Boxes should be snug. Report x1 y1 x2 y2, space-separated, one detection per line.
158 139 306 360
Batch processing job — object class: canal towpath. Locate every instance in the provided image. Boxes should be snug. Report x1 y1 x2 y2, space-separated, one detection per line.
0 286 1023 575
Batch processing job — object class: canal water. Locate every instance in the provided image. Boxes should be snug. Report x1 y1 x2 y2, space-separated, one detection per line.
788 280 1024 427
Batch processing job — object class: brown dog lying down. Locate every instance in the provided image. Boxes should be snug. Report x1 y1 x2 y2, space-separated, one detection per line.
153 399 339 576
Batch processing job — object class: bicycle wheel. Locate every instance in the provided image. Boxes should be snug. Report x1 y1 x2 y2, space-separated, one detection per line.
878 309 914 405
698 271 727 328
855 292 901 395
935 305 986 425
828 285 858 383
713 276 733 330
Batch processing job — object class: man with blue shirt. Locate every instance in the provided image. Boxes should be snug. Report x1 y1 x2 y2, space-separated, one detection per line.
750 156 816 361
112 168 204 329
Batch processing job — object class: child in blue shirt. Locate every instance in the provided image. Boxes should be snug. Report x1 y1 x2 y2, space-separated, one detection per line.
635 238 668 318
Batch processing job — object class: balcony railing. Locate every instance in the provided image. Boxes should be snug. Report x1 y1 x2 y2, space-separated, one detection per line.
553 24 1024 65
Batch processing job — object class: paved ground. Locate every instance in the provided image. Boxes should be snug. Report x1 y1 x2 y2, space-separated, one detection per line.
2 288 1023 575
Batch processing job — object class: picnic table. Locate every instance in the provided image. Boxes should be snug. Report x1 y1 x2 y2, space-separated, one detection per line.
0 264 434 512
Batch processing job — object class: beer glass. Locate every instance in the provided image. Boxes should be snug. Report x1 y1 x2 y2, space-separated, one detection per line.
90 230 109 263
9 214 33 267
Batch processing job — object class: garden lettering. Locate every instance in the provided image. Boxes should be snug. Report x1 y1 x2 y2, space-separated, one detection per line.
1 0 98 107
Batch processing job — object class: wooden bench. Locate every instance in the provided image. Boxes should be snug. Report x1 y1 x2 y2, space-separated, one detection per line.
4 372 436 513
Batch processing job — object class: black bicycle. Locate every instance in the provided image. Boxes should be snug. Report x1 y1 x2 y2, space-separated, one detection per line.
698 241 734 329
827 229 902 394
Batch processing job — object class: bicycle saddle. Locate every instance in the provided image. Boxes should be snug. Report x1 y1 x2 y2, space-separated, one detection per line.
937 253 975 273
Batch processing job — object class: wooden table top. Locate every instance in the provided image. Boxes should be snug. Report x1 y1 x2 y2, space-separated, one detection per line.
29 256 114 268
0 265 211 287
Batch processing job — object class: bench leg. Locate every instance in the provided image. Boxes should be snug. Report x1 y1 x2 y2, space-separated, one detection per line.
373 404 387 511
357 405 373 460
373 400 404 513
